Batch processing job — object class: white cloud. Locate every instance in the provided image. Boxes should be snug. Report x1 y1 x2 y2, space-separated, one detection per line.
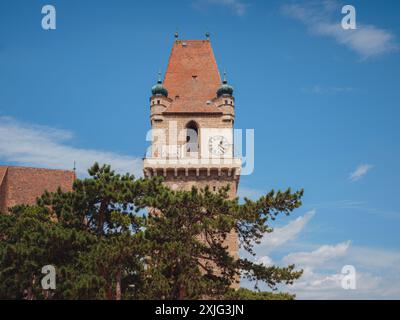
287 266 386 300
193 0 248 16
243 204 400 299
348 246 400 270
316 23 397 59
282 244 400 299
256 255 274 267
282 1 398 59
283 241 351 268
237 186 264 200
349 164 374 182
246 240 400 299
260 209 315 252
0 116 143 177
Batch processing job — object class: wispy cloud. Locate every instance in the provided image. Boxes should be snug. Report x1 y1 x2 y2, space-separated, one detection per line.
283 241 351 267
311 199 367 209
259 209 316 252
310 199 400 220
349 164 374 182
193 0 249 16
237 185 265 200
282 0 398 59
0 116 143 177
302 85 354 95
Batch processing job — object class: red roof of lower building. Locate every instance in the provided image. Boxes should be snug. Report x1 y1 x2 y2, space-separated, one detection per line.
0 165 75 213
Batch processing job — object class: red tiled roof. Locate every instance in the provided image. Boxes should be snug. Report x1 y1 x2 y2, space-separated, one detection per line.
163 40 222 114
0 166 75 213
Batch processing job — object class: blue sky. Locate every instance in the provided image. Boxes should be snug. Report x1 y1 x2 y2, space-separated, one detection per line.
1 0 400 298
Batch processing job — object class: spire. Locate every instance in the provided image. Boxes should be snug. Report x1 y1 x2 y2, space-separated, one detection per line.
223 70 227 84
205 32 210 41
157 70 162 83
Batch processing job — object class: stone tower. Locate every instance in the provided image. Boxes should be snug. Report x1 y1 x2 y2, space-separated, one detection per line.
143 38 241 265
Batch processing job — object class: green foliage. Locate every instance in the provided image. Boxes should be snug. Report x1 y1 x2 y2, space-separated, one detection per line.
0 163 304 300
224 288 295 300
0 205 95 299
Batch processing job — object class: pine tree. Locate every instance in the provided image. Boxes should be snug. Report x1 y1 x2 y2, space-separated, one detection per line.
136 184 303 299
0 163 303 299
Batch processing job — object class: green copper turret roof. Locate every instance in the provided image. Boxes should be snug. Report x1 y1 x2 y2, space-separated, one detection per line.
151 72 168 97
216 72 234 97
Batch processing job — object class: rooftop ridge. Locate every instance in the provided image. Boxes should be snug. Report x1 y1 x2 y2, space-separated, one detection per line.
0 165 75 173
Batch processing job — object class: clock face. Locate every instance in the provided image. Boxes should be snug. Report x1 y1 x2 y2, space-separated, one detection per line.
208 135 229 156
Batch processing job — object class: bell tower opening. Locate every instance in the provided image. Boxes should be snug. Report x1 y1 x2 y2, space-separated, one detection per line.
185 120 199 157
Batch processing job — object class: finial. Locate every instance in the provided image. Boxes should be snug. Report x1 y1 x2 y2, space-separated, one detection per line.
174 30 179 40
157 70 162 83
205 32 210 40
73 161 76 172
223 70 227 84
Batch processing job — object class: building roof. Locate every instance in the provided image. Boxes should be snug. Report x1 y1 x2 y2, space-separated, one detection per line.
0 167 7 188
163 40 223 114
0 165 75 213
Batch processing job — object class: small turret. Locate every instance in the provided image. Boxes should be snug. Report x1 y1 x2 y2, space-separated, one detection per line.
216 72 234 97
151 72 168 97
150 72 172 125
214 71 235 123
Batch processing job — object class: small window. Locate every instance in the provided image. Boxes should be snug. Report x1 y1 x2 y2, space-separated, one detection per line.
185 121 199 155
213 186 216 192
192 75 198 80
157 100 160 104
225 100 228 104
